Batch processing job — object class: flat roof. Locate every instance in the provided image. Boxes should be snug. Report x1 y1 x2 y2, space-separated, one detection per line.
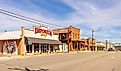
0 31 21 40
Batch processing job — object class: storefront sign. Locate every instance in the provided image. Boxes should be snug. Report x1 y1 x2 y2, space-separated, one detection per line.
35 27 52 36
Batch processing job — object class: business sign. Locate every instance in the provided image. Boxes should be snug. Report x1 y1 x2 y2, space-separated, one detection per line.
34 27 52 36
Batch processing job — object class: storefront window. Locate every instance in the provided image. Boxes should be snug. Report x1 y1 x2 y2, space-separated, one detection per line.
41 44 48 53
26 44 32 53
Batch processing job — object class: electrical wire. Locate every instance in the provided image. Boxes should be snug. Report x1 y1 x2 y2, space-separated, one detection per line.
0 8 63 28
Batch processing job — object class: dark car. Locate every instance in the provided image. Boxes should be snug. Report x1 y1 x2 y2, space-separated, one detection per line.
108 48 115 51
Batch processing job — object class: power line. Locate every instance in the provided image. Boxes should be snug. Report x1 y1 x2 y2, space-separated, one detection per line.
0 11 40 25
0 8 63 28
108 37 121 38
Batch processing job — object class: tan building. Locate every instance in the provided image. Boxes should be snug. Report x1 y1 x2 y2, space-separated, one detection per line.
96 42 106 51
53 25 87 52
96 41 115 51
80 38 88 51
86 38 96 51
0 26 62 55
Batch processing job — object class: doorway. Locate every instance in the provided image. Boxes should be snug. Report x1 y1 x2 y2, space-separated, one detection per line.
41 44 48 53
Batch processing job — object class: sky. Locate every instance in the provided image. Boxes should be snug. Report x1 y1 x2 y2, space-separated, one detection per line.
0 0 121 42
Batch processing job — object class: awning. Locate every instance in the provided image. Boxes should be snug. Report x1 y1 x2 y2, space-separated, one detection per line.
27 37 62 45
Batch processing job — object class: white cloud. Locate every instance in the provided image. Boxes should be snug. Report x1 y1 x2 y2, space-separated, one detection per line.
63 0 121 27
0 1 65 31
1 0 121 41
62 0 121 40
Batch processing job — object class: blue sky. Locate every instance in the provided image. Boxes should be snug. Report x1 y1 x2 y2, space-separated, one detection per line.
0 0 121 42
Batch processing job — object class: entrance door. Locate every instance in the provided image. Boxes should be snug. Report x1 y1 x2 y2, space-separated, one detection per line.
34 44 39 53
41 44 48 53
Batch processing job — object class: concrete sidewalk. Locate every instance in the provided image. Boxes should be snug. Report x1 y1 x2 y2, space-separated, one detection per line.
0 51 106 60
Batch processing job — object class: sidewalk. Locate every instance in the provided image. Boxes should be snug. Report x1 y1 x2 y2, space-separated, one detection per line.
0 51 105 60
0 55 11 61
10 51 96 59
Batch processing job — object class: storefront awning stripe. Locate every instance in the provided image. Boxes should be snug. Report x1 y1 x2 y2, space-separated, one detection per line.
27 37 62 44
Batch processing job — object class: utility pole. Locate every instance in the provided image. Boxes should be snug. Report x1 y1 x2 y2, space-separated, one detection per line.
106 40 108 51
92 28 94 51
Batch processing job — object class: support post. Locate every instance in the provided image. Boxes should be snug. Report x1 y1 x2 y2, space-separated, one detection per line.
32 44 34 53
39 44 41 54
48 44 50 54
77 42 78 52
20 27 26 55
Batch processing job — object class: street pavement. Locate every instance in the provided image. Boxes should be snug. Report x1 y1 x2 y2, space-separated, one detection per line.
0 52 121 71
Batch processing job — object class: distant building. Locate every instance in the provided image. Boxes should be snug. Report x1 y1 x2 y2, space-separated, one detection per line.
86 38 96 51
96 42 106 51
96 41 115 51
113 43 121 50
81 37 96 51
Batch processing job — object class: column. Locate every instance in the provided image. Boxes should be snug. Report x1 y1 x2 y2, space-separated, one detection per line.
20 27 26 55
29 44 30 53
39 44 41 54
32 44 34 53
71 42 73 51
48 44 50 53
77 42 78 51
95 46 97 51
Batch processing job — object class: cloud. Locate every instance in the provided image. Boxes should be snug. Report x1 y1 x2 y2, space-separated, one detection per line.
1 0 121 42
0 0 66 31
61 0 121 41
63 0 121 27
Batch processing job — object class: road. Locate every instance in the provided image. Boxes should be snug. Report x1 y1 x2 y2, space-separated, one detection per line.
0 52 121 71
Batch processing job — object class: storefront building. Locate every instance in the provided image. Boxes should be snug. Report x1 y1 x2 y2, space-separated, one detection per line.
86 38 97 51
0 26 62 55
96 42 106 51
53 25 87 52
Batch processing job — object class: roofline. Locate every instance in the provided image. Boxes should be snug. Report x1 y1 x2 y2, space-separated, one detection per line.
53 25 80 30
52 28 68 31
69 25 80 30
0 38 21 41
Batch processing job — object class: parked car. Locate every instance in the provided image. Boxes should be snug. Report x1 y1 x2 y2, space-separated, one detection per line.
108 48 115 51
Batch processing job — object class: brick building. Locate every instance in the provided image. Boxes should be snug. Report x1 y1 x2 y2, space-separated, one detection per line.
86 38 96 51
53 25 87 52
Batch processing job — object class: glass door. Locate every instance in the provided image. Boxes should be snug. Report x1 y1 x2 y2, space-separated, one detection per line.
41 44 48 53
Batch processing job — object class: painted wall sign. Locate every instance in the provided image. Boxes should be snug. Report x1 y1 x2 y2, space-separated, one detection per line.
3 41 17 55
35 27 52 36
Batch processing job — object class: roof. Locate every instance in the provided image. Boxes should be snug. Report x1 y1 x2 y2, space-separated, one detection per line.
27 37 62 44
0 31 21 40
53 25 80 31
52 28 68 31
69 25 80 30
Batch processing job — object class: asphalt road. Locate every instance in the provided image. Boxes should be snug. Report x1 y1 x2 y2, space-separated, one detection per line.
0 52 121 71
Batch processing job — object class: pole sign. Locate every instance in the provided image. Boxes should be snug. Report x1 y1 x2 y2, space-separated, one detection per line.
34 27 52 36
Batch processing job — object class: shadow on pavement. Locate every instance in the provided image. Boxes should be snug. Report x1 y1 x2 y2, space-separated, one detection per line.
8 67 50 71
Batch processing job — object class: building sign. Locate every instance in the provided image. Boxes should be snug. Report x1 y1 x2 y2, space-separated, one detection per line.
34 27 52 36
3 41 17 55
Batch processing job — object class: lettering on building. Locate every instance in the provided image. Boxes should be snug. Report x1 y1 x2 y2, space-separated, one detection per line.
35 27 52 36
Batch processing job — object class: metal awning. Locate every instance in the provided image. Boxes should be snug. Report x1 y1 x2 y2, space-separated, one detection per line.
27 37 62 45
